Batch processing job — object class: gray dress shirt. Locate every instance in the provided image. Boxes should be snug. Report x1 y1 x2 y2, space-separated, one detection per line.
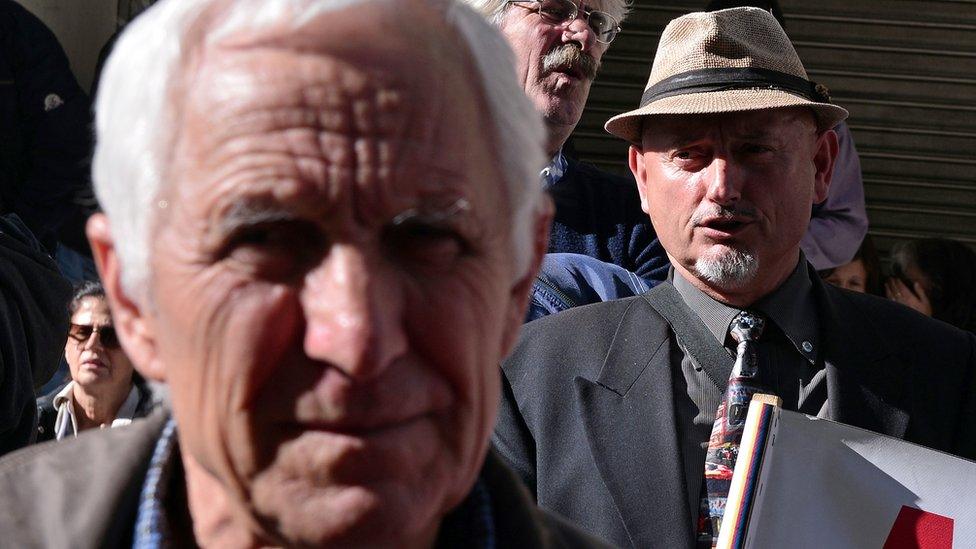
670 259 828 529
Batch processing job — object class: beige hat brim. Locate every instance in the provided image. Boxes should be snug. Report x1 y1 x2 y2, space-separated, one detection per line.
605 88 849 147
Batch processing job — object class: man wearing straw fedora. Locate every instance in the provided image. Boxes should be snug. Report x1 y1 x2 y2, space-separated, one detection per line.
493 7 976 548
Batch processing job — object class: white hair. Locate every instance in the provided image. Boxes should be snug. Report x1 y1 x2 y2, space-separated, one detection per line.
460 0 631 25
93 0 547 297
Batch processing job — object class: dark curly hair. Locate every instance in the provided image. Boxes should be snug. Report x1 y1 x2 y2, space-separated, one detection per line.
68 280 106 315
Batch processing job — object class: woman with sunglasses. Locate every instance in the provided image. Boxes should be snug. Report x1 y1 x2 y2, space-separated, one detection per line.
35 281 154 442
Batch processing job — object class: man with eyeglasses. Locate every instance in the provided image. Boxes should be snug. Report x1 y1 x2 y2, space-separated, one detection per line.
493 7 976 548
464 0 669 282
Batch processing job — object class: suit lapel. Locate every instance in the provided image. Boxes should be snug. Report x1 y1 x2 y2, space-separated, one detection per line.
569 274 910 548
575 298 693 549
813 270 909 439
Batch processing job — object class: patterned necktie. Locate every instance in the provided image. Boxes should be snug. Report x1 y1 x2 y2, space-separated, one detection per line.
697 310 769 548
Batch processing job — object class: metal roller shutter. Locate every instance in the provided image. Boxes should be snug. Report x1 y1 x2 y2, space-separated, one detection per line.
574 0 976 255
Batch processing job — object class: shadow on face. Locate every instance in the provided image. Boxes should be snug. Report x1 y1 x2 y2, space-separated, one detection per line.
93 2 540 546
823 259 867 293
64 296 135 392
630 107 834 301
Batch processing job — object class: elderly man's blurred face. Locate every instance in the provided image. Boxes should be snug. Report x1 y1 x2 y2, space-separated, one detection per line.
145 12 522 545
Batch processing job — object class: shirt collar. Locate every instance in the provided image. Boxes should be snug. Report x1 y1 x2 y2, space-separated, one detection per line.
754 255 819 363
672 254 819 363
53 382 142 439
540 149 568 188
52 382 77 440
673 271 740 345
111 384 141 427
52 381 74 408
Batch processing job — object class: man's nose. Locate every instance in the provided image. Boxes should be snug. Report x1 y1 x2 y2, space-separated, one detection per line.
704 157 742 206
301 245 407 381
562 11 596 51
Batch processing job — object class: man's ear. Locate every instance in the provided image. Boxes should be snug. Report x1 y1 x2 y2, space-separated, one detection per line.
629 145 651 215
499 194 554 356
87 213 166 382
812 128 838 204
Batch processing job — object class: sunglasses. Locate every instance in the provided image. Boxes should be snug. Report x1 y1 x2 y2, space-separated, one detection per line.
68 323 121 349
508 0 621 44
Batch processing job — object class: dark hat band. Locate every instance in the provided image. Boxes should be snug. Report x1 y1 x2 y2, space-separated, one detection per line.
640 67 831 107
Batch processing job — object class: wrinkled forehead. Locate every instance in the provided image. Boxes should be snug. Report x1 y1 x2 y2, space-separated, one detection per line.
186 46 456 157
170 4 496 220
186 1 475 153
578 0 626 22
72 297 112 326
641 107 817 150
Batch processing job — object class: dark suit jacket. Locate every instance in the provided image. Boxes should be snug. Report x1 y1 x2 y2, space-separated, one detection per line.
0 1 95 251
0 214 71 456
548 159 669 282
494 273 976 548
0 409 613 548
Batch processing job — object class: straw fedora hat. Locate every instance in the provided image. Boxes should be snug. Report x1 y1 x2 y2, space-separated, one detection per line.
605 7 848 146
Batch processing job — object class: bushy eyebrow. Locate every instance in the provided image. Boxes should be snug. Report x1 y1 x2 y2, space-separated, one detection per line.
211 193 475 240
652 129 714 150
663 135 699 149
391 197 470 227
215 199 301 237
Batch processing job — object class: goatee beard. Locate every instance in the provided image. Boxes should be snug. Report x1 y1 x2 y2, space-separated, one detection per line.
695 249 759 288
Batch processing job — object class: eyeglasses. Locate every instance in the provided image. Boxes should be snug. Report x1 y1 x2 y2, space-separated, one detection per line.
508 0 621 44
68 323 120 349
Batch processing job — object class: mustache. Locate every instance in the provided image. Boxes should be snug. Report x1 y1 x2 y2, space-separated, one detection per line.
691 204 758 225
541 43 600 80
